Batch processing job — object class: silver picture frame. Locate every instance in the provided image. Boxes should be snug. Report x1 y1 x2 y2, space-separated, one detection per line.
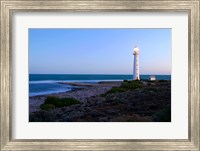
0 0 199 150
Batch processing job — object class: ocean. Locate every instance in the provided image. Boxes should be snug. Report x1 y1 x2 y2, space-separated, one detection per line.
29 74 171 97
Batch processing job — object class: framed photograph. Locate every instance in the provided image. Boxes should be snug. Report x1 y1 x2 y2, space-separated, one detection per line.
0 0 199 150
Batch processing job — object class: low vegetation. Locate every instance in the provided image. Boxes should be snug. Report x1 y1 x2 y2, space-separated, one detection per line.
30 80 171 122
121 80 142 89
40 96 80 110
102 80 142 96
40 103 55 110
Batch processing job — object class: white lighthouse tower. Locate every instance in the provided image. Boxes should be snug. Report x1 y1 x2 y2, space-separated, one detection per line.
133 46 140 80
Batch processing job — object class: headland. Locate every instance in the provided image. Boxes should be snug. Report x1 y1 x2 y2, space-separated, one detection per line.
29 80 171 122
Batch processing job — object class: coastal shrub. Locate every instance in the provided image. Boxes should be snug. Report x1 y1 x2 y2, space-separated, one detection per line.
121 80 142 90
108 87 127 93
101 87 126 97
40 96 80 110
40 103 55 110
101 80 142 96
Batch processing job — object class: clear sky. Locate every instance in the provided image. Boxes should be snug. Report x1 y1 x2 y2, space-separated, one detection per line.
29 28 171 75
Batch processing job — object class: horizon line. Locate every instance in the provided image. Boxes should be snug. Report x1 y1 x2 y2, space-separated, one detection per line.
29 73 171 75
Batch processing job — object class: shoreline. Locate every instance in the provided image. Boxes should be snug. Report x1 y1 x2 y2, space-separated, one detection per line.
29 80 171 122
30 81 123 97
29 81 122 113
58 81 122 86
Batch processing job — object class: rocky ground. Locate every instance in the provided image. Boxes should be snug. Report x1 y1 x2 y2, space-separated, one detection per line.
29 80 171 122
29 81 122 113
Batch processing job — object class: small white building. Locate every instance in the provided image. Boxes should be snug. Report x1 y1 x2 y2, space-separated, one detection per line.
149 75 156 81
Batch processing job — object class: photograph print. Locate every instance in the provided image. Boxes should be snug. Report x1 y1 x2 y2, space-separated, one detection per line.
29 28 171 122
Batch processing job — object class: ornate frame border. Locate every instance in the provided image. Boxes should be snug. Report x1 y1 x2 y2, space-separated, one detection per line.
0 0 199 150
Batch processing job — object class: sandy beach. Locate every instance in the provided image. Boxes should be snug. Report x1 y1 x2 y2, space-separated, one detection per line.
29 81 122 113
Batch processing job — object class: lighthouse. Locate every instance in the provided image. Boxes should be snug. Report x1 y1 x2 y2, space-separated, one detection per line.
133 46 140 80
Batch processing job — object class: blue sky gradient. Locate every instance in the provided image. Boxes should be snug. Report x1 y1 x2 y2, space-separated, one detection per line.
29 28 171 75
